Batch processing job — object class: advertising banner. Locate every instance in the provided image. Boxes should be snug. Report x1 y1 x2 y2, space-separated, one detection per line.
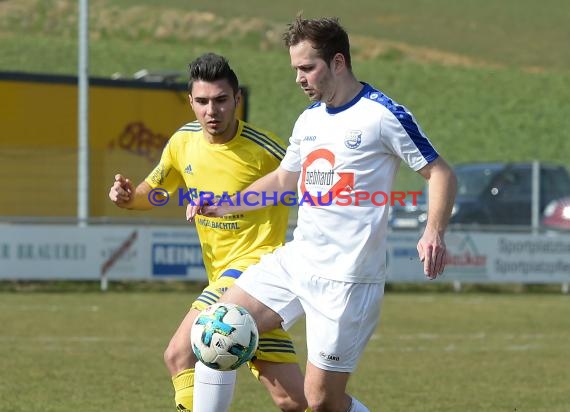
387 232 570 283
1 225 569 284
0 225 206 281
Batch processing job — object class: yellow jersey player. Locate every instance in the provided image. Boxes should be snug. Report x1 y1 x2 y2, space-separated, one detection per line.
109 53 307 412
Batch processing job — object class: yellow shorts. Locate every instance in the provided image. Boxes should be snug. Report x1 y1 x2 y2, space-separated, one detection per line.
191 270 299 369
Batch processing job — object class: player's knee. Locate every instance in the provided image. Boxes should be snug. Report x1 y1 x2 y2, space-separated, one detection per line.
306 399 340 412
270 393 308 412
163 341 177 368
260 374 307 412
305 394 325 412
164 339 195 371
305 391 346 412
253 359 308 411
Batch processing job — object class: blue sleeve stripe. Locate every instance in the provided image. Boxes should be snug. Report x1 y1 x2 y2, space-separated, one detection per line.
241 126 286 160
365 86 438 163
389 105 438 162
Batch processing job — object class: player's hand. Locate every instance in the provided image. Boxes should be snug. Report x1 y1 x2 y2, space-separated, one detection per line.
186 202 202 223
187 202 231 222
417 228 447 279
109 174 135 208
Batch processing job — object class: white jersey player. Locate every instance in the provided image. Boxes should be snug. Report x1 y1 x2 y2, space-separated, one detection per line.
283 82 439 283
189 16 457 412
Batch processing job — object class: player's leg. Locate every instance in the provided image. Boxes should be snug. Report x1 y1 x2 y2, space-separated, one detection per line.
166 308 200 411
252 360 307 411
218 286 308 411
219 246 303 337
304 364 352 412
218 283 285 333
192 361 236 412
164 275 239 411
303 366 368 411
301 279 384 412
219 250 309 411
249 326 307 411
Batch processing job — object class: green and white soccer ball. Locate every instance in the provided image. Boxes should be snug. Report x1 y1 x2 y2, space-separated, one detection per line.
191 303 259 371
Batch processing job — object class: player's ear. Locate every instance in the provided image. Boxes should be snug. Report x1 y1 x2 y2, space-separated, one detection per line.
234 90 241 107
188 94 194 107
332 53 344 72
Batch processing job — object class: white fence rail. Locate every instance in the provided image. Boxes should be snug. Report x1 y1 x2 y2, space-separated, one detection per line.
1 224 569 291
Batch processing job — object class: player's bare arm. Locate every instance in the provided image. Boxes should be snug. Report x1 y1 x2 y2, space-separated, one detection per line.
416 157 457 279
187 167 299 220
108 175 155 210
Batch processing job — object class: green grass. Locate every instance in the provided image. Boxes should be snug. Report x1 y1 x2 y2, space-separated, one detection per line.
107 0 570 70
1 290 569 411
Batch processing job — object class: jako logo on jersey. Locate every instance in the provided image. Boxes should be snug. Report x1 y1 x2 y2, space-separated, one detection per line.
319 351 340 362
344 130 362 149
184 164 193 174
303 135 317 142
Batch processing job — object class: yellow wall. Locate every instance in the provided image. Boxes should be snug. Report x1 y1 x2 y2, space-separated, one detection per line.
0 73 247 219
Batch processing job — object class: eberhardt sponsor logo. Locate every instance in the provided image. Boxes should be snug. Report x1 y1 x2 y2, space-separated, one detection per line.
304 169 335 186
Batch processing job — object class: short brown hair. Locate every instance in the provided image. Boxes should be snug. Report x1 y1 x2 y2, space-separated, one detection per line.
282 15 352 70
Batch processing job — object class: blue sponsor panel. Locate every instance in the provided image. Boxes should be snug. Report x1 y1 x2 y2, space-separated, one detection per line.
152 243 204 277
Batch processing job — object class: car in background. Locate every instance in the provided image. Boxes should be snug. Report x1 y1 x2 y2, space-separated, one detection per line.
388 191 427 229
450 162 570 227
542 197 570 230
389 162 570 230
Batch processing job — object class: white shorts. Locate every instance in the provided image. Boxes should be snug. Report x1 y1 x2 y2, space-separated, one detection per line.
235 243 385 372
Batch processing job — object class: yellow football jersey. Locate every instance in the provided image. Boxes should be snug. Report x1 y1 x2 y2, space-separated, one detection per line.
145 119 289 281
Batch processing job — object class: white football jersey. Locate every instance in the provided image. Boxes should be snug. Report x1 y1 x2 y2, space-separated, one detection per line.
281 83 439 282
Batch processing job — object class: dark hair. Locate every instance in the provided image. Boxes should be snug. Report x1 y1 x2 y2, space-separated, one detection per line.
282 15 352 70
187 53 239 95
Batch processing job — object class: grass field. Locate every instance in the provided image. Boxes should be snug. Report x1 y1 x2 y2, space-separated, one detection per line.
1 290 569 411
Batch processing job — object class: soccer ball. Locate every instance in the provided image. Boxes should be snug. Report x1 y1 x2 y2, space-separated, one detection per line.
191 303 259 371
